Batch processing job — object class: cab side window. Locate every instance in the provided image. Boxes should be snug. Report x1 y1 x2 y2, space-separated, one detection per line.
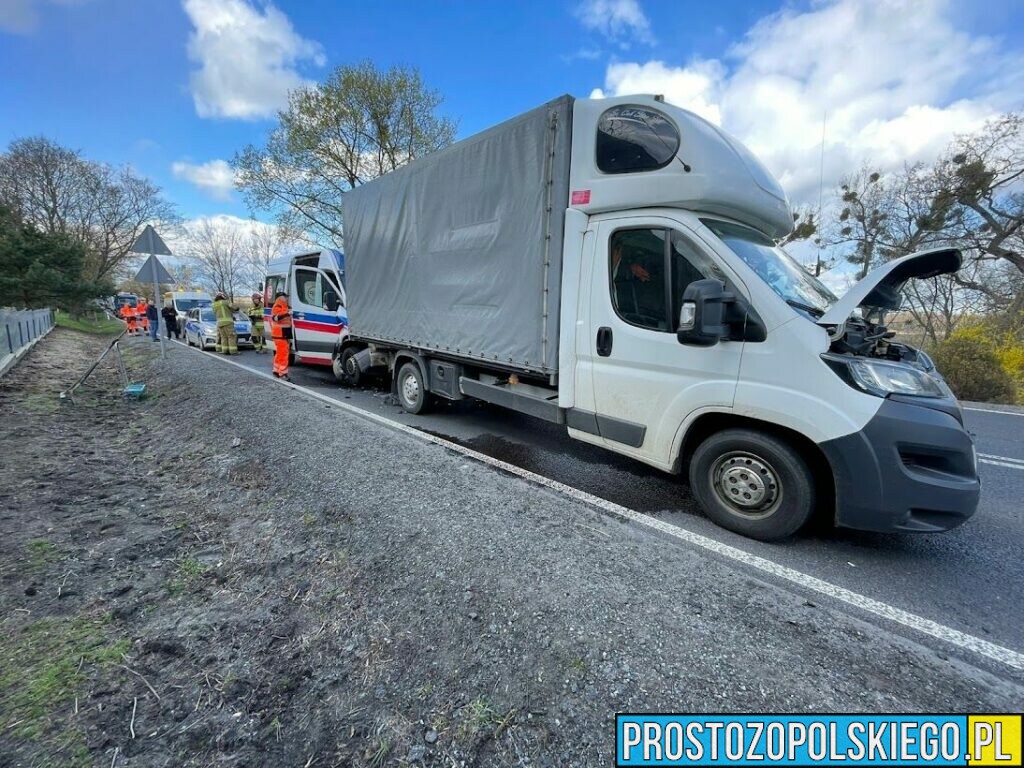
610 229 669 330
264 276 285 306
596 105 680 174
610 228 722 332
294 270 322 308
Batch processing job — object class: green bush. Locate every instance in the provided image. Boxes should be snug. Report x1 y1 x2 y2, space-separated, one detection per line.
932 326 1016 403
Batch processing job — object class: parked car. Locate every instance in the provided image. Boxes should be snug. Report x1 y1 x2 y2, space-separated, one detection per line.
183 307 252 350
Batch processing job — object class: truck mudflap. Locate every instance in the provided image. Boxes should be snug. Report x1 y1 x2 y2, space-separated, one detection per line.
818 398 980 533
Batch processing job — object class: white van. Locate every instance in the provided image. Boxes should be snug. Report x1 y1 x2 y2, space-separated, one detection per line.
337 94 980 540
165 291 213 331
263 250 347 368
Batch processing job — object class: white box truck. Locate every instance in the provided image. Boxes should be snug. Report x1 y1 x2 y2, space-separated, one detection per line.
337 94 979 540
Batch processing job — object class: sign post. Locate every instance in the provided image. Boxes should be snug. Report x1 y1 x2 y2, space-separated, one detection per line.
130 225 174 359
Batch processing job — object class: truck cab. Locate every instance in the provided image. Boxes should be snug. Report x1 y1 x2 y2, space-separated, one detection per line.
560 96 977 538
263 250 348 368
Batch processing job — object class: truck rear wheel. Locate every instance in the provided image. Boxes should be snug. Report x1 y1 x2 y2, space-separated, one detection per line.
396 361 430 414
688 428 814 541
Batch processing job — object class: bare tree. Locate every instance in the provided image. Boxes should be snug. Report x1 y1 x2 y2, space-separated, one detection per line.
930 114 1024 317
182 218 246 300
0 136 178 283
234 61 457 246
242 219 305 291
829 167 898 278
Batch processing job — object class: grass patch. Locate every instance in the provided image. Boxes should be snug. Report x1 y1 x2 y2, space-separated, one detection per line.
55 310 124 336
457 695 497 740
168 556 208 595
366 736 391 767
26 539 60 571
20 393 60 415
0 613 129 762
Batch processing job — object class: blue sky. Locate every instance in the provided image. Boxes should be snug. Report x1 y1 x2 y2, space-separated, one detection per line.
2 0 1023 231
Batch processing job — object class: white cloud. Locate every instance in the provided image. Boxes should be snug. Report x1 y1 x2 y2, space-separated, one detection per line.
0 0 87 34
593 60 725 125
172 158 238 201
575 0 654 47
183 0 324 120
588 0 1022 204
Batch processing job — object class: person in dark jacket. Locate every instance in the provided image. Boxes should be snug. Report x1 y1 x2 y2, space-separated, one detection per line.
146 300 160 341
161 304 179 340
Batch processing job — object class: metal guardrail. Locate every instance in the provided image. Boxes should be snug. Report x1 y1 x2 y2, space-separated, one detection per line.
0 308 56 375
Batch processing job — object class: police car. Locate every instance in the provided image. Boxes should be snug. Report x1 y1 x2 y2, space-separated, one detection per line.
183 307 253 350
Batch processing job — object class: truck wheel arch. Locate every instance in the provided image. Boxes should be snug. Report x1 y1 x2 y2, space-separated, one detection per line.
392 351 430 393
674 412 836 525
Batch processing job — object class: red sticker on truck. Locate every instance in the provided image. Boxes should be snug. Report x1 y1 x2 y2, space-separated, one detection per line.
571 189 591 205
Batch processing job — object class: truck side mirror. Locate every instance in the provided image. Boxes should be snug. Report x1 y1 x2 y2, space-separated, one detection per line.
677 279 729 346
324 292 339 312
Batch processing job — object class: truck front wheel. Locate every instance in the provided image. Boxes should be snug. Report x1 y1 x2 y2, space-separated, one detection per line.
689 429 814 541
333 346 362 387
396 361 430 414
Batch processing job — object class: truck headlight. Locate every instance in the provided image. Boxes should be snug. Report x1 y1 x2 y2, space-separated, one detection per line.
822 354 952 398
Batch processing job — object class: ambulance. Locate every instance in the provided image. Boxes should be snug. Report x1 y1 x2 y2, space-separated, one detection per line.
262 250 348 369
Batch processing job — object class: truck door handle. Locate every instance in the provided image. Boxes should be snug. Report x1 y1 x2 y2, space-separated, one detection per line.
596 326 613 357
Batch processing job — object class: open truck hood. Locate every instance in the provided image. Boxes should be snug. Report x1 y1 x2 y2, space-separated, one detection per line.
817 248 962 326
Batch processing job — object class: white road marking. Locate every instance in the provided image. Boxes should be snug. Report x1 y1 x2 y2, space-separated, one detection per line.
979 452 1024 464
965 406 1024 417
173 342 1024 672
974 456 1024 468
979 456 1024 470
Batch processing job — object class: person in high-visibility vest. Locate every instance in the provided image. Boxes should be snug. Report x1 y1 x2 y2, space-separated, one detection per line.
211 292 239 355
247 292 266 353
270 291 292 379
136 298 149 333
120 304 136 334
129 302 141 334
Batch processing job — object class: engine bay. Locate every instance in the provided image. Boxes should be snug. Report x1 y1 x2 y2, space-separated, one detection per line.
829 313 934 371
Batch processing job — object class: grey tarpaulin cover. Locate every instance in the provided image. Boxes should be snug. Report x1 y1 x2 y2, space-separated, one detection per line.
343 95 573 375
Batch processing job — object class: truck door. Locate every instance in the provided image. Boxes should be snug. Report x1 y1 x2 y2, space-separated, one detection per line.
587 217 743 468
291 266 345 365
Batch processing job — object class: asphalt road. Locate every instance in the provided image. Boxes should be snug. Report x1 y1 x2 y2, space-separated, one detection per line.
211 346 1023 662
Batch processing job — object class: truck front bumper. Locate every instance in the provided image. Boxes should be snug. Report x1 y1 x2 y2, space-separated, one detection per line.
819 398 980 533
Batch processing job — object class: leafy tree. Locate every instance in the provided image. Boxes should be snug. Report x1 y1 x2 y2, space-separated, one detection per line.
235 61 457 246
0 205 112 310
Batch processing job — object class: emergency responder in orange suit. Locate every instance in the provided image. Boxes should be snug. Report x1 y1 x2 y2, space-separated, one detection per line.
136 298 149 333
270 291 292 380
120 304 136 334
129 302 141 335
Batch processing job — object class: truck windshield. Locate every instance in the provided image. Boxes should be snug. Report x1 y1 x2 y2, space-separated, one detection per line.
702 218 837 314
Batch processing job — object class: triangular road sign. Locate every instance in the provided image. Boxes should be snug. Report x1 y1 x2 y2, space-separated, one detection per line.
130 224 172 256
134 254 175 284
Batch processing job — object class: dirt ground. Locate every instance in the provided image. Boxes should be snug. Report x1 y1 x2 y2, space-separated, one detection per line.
1 330 1020 768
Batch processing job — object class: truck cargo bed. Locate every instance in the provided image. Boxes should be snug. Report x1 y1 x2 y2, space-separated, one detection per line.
342 95 574 375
